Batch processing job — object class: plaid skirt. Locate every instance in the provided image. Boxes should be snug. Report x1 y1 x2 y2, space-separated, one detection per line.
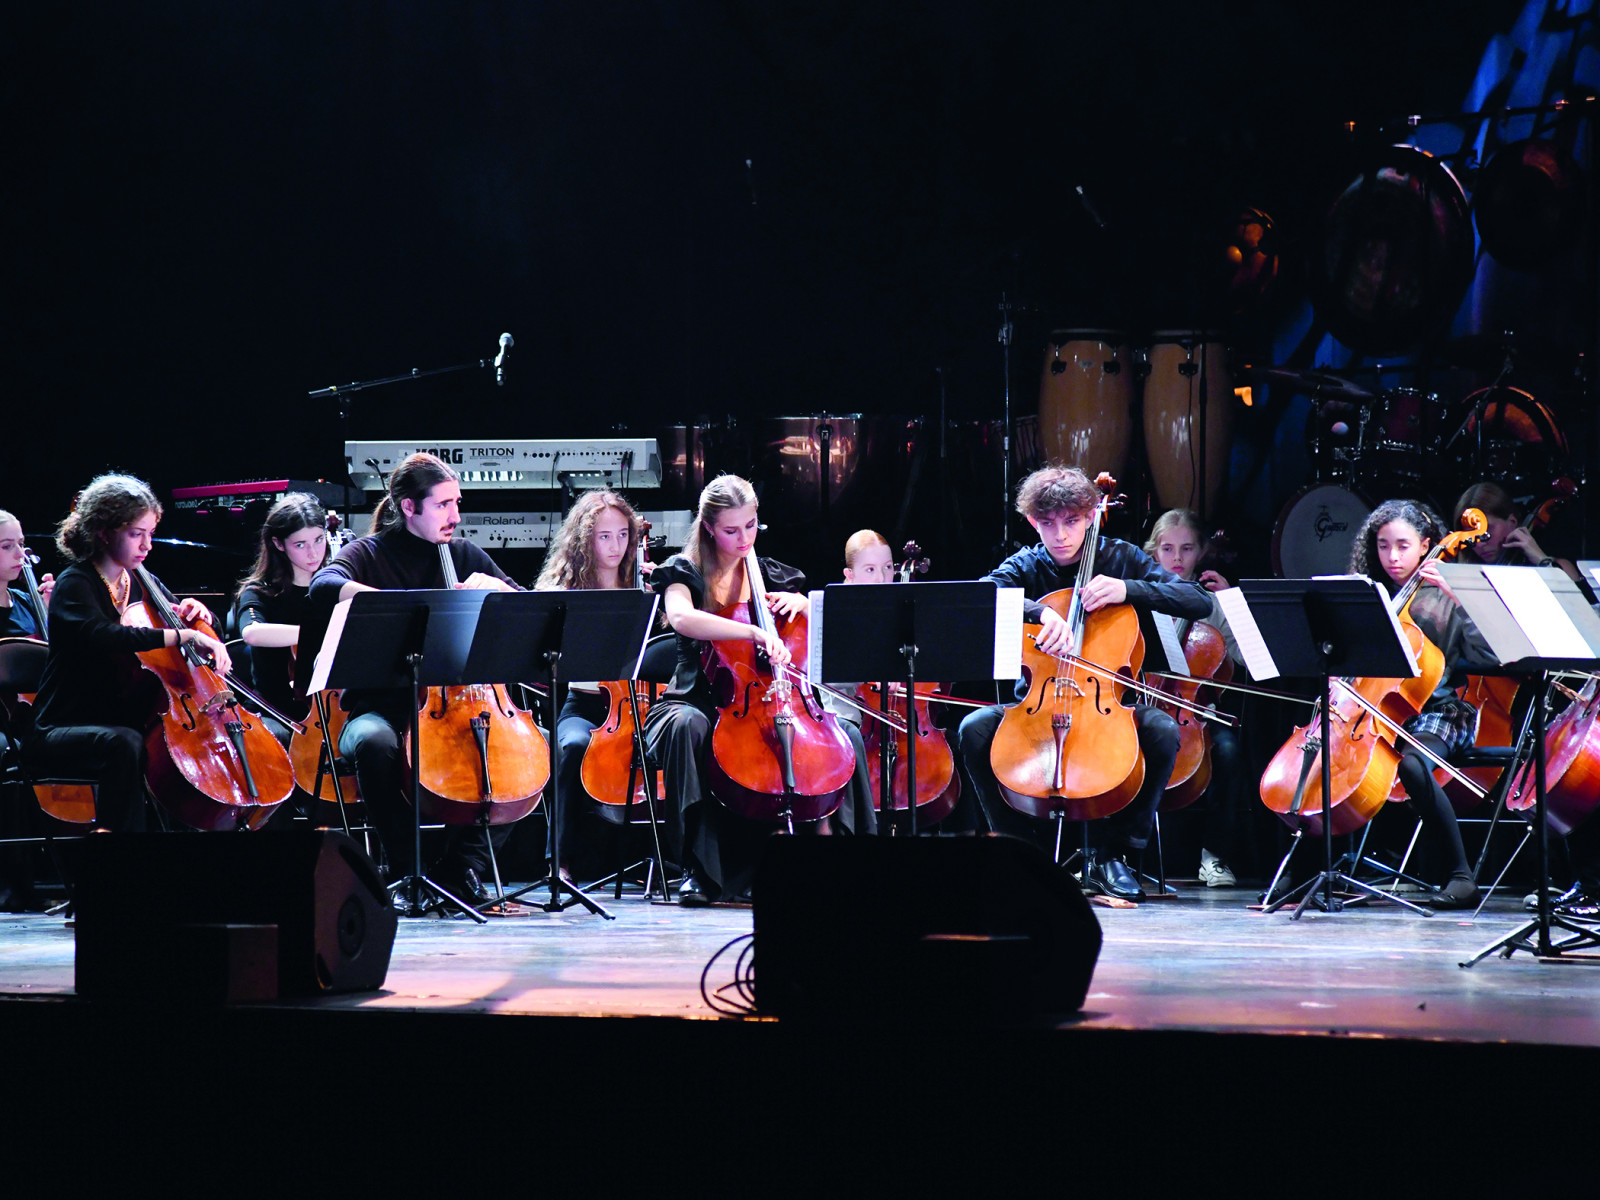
1403 696 1478 759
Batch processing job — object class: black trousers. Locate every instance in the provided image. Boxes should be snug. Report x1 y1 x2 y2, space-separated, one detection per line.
957 701 1180 857
26 724 147 833
643 699 874 900
337 708 502 879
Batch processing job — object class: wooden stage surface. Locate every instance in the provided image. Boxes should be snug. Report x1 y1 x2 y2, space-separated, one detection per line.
2 882 1597 1046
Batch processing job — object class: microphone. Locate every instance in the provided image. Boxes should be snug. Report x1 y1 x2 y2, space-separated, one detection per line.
495 332 514 386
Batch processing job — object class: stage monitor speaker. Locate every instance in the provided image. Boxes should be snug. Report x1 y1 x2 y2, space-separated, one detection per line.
73 830 397 1000
753 834 1101 1022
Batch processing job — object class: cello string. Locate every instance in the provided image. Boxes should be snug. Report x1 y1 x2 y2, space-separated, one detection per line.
1327 679 1488 799
1038 643 1240 728
1138 668 1317 708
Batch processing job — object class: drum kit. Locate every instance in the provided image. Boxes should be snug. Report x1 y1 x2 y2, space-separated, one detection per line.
1264 354 1575 576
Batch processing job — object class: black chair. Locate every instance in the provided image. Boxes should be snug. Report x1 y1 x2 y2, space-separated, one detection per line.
0 638 102 910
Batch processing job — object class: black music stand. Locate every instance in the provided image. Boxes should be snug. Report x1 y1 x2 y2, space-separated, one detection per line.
1231 578 1430 919
1441 564 1600 966
468 589 658 919
813 581 1009 838
305 588 492 923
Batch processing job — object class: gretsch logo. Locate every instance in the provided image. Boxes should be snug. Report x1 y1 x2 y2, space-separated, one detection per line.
1314 506 1349 543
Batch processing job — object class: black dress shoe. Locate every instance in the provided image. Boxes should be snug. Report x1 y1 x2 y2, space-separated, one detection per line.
1084 855 1145 902
678 872 712 908
438 865 491 910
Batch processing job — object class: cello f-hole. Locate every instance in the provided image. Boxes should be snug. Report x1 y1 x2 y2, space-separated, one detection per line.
179 693 198 731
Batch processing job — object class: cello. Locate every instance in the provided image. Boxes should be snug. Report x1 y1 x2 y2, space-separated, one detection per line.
703 547 855 828
124 565 297 831
406 543 550 827
856 542 961 826
581 519 664 808
1258 510 1489 837
1506 677 1600 837
1154 617 1234 812
990 473 1146 821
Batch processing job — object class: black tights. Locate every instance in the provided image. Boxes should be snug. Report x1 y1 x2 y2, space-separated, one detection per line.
1394 732 1472 884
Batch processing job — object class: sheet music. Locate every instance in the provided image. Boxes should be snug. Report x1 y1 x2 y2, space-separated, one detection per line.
1215 587 1279 681
1484 565 1594 659
1587 564 1600 592
994 588 1024 679
307 597 352 694
1152 612 1190 677
807 590 825 670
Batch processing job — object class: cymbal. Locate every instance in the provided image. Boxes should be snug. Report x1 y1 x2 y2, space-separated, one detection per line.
1438 331 1580 376
1244 365 1377 404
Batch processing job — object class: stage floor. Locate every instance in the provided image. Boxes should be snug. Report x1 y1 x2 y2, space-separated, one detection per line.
2 882 1597 1045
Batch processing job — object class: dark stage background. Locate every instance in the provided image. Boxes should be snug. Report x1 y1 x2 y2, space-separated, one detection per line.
4 0 1567 588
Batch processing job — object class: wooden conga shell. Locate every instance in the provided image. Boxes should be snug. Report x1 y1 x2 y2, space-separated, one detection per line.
1143 333 1234 517
1037 331 1132 475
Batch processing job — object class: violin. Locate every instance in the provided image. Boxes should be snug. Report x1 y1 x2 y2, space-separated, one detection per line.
856 542 961 825
990 473 1146 822
1258 509 1489 836
407 543 549 826
10 549 98 823
124 565 297 831
703 547 855 826
1154 618 1234 812
1506 677 1600 837
581 519 664 808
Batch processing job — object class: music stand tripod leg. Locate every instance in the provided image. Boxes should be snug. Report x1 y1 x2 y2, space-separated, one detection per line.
390 651 488 924
503 652 613 919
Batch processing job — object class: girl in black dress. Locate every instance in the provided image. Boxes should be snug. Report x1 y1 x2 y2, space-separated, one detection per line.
232 493 332 734
645 474 820 905
28 475 230 831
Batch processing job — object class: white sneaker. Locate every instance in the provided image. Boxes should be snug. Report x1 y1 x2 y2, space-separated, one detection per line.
1198 851 1236 888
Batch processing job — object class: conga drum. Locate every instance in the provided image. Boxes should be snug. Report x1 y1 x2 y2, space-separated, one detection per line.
1143 332 1234 518
1037 331 1132 476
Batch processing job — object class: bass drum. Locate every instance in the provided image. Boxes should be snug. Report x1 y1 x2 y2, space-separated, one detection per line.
1272 483 1372 577
1143 332 1234 517
1449 386 1569 496
1037 331 1132 475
